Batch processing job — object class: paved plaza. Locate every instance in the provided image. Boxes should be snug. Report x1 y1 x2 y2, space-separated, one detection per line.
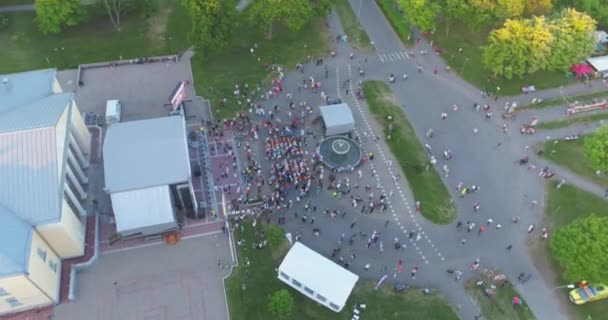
54 233 232 320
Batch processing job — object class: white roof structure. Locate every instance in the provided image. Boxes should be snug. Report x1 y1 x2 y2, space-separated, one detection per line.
103 115 191 193
587 55 608 72
0 69 73 225
278 242 358 311
110 185 176 236
320 103 355 136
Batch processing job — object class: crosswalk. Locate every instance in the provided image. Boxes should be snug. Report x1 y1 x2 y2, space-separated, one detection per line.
378 51 410 63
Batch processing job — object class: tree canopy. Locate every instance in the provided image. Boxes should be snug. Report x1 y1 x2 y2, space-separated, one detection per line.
35 0 86 34
482 17 553 78
483 8 596 77
584 125 608 173
182 0 237 53
267 289 294 320
248 0 314 39
398 0 440 32
550 216 608 284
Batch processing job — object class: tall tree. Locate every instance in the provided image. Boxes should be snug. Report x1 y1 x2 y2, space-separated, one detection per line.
547 8 597 71
482 17 553 78
571 0 608 26
584 125 608 173
495 0 525 20
267 289 294 320
550 216 608 284
248 0 313 39
100 0 124 30
35 0 85 34
397 0 441 32
443 0 470 36
182 0 237 53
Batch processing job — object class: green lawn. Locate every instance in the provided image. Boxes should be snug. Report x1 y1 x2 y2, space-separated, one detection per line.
226 220 459 320
362 80 456 224
0 0 188 73
375 0 411 46
465 276 535 320
429 21 573 96
535 112 608 130
539 139 608 188
544 183 608 319
519 91 608 110
335 0 374 53
191 15 331 120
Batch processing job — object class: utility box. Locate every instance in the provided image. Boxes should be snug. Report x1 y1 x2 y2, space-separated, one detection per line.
105 100 122 125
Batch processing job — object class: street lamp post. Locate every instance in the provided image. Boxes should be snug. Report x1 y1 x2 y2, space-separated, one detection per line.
357 0 363 18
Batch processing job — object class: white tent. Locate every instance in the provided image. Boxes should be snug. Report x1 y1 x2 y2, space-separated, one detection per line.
111 185 177 237
320 104 355 136
587 55 608 73
277 242 359 312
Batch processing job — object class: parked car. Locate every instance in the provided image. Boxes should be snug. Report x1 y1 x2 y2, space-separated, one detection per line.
569 284 608 305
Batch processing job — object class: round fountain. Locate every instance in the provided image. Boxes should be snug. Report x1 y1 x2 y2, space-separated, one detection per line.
318 136 362 171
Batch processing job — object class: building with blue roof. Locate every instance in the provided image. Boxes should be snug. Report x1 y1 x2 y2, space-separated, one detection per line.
0 68 91 315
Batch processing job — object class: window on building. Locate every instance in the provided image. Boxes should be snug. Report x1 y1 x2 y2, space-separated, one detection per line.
37 247 47 262
0 288 8 296
279 272 290 280
304 287 314 295
291 279 302 287
6 297 22 308
316 294 327 302
48 260 58 273
329 303 339 310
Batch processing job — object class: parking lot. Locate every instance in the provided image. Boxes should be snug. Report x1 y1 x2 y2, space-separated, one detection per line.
54 233 233 320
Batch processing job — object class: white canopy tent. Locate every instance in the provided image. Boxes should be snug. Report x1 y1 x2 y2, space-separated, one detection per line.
320 103 355 136
110 185 177 237
277 242 359 312
587 55 608 73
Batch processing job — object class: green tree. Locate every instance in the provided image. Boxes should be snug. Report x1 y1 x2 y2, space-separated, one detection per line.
547 8 597 71
584 125 608 173
398 0 441 32
550 216 608 284
35 0 85 34
311 0 334 16
248 0 313 39
182 0 237 53
267 289 294 320
443 0 470 35
525 0 552 15
482 17 553 78
570 0 608 26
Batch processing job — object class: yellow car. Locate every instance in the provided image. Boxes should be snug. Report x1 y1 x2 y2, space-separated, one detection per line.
569 284 608 305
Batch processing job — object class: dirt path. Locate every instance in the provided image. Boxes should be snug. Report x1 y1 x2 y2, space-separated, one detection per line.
148 4 172 51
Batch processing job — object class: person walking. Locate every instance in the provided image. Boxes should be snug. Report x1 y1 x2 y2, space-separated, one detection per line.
411 266 419 279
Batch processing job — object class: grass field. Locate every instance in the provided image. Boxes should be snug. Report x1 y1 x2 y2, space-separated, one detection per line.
225 220 459 320
539 139 608 187
429 21 572 96
535 112 608 130
0 0 187 73
544 183 608 319
335 0 374 53
465 276 535 320
362 80 456 224
375 0 411 46
519 90 608 110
